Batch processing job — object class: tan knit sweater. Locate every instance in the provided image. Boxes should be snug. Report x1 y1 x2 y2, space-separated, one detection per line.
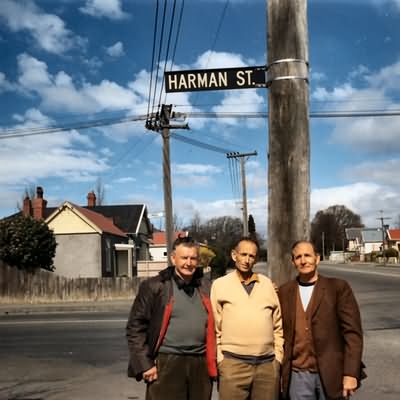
210 271 284 364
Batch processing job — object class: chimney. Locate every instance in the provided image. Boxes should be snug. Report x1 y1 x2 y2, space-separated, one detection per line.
32 186 47 220
22 195 32 217
87 191 96 207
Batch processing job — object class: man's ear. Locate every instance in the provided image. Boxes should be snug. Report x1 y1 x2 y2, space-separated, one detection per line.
231 249 237 262
170 252 176 266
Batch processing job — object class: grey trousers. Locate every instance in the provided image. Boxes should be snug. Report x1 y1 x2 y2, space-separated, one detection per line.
289 371 327 400
146 353 212 400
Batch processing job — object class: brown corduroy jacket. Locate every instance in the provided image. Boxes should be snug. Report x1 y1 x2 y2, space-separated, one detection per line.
278 275 365 399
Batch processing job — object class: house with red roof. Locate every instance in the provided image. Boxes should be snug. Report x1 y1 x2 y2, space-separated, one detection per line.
387 229 400 252
11 187 152 278
150 230 189 262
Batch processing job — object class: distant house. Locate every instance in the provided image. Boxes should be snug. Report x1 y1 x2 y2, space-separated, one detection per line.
46 202 129 278
361 228 383 254
387 229 400 252
9 187 152 278
150 230 189 261
345 227 363 252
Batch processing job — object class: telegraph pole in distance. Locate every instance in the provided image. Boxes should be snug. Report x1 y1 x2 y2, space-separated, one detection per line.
377 210 391 267
147 104 189 259
267 0 310 285
226 151 257 236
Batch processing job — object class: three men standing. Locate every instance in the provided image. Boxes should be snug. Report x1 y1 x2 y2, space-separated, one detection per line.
127 236 364 400
278 240 364 400
211 238 284 400
126 236 217 400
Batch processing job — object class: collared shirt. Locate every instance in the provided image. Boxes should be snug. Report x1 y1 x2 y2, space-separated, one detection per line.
173 271 199 297
236 270 259 295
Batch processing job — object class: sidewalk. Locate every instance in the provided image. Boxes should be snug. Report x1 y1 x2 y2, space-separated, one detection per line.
0 298 133 315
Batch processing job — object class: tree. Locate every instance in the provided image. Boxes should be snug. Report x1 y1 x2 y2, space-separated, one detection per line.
248 214 256 240
186 215 243 268
16 185 36 211
311 205 364 257
95 177 106 205
0 216 57 272
173 213 183 231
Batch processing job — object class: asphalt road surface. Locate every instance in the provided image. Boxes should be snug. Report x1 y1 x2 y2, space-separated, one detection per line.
0 262 399 400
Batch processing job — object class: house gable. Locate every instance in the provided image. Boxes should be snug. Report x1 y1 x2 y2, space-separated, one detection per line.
46 202 126 237
46 203 100 235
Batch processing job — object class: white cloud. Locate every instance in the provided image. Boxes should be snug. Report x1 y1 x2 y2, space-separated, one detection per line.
365 60 400 90
0 72 15 93
16 53 143 119
79 0 129 20
0 0 85 55
212 89 265 128
115 177 136 183
312 59 400 154
195 51 253 70
0 108 108 187
106 41 125 57
173 163 222 175
310 71 326 82
174 175 216 188
312 83 355 102
347 159 400 186
311 182 400 227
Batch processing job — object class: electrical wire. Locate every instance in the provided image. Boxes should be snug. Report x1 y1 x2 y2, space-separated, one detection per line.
151 0 168 120
171 132 233 154
158 0 177 109
0 114 148 139
164 0 185 105
2 109 400 140
146 0 160 125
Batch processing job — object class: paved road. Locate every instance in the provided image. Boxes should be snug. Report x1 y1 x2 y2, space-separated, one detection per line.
1 263 399 399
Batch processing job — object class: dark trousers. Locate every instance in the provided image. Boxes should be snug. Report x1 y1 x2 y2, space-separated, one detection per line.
146 353 212 400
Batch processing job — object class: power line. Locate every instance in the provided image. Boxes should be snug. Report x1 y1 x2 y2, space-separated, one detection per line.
158 0 177 110
0 114 148 139
2 108 400 140
171 132 234 153
151 0 168 120
180 110 400 119
146 0 160 124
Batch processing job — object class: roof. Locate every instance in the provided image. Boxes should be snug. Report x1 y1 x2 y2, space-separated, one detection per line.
387 229 400 241
152 231 188 245
46 202 126 238
7 203 150 235
345 227 363 241
361 228 383 243
86 204 147 234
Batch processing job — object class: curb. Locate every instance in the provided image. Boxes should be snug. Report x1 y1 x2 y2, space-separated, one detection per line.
0 299 133 315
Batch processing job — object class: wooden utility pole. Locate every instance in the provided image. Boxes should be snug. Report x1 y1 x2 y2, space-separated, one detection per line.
160 104 174 259
226 151 257 236
267 0 310 285
156 105 189 259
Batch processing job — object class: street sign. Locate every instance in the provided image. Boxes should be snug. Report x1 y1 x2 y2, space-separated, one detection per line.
164 66 266 93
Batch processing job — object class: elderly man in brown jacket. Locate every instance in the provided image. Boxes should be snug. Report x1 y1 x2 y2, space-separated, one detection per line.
278 240 365 400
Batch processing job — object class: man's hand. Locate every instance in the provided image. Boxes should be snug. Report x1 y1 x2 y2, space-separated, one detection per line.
143 366 158 383
342 375 358 398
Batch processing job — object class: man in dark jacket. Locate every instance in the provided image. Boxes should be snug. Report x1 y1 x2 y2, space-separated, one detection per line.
126 236 217 400
278 240 365 400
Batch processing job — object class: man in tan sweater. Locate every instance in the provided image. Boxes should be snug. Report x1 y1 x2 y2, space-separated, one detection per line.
210 237 284 400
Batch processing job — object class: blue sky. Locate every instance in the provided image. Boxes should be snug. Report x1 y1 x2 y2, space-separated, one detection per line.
1 0 400 235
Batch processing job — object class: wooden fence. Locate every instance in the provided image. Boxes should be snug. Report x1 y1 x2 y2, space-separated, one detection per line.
0 261 142 304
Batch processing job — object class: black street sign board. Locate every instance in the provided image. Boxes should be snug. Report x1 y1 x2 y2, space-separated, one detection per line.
164 66 266 93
